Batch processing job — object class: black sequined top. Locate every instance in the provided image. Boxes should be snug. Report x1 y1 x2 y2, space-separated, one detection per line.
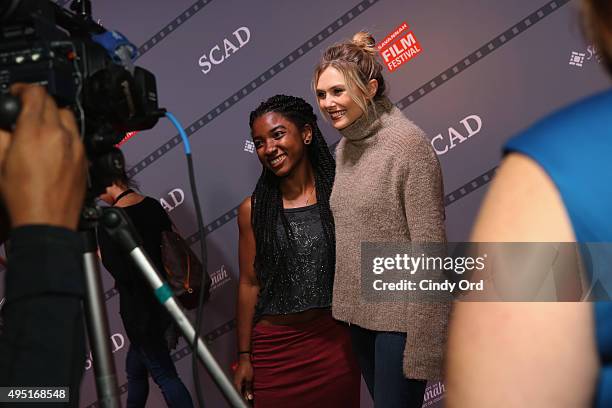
254 203 333 320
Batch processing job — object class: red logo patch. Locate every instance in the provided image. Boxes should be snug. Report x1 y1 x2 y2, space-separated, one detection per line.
377 22 423 72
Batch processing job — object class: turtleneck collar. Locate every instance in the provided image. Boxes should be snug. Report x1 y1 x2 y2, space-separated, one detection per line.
339 97 394 142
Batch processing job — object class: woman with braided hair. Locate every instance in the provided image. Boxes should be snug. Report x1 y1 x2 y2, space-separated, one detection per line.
314 32 449 407
233 94 360 407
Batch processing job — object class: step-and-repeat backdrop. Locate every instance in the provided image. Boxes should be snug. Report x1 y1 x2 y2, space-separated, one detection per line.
1 0 610 406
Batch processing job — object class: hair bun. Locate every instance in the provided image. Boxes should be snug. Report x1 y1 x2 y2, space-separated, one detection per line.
352 31 377 55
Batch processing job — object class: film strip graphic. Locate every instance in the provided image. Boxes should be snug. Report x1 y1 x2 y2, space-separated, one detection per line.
84 319 237 408
395 0 571 110
125 0 381 178
134 0 214 60
444 167 498 206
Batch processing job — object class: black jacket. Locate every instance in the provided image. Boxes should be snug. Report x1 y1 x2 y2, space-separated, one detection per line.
0 226 86 408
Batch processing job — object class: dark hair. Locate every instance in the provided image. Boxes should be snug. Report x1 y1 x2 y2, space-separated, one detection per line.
111 169 137 189
248 94 336 282
100 148 138 189
583 0 612 75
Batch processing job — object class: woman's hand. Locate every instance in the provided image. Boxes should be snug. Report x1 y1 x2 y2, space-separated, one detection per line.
233 356 254 403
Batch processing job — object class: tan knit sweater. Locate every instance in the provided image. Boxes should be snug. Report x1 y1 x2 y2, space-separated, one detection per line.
330 98 450 380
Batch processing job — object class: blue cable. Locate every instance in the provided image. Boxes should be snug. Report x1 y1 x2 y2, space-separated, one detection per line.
165 111 191 155
163 109 209 408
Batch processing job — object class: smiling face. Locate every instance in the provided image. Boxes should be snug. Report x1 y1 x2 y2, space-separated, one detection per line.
251 112 311 177
315 66 365 130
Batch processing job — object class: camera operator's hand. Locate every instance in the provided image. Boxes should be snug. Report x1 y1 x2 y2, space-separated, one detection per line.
0 84 86 230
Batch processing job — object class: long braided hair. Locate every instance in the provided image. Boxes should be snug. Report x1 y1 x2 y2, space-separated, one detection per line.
248 94 336 283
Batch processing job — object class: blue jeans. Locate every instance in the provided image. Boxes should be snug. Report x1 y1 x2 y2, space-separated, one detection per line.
350 325 426 408
126 341 194 408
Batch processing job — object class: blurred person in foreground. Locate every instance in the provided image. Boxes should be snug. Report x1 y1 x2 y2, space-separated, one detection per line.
0 84 88 407
446 1 612 407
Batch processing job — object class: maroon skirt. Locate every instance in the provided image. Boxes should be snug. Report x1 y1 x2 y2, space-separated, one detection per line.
251 312 361 408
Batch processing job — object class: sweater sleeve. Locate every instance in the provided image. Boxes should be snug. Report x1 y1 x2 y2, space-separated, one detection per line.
397 133 451 380
399 133 447 243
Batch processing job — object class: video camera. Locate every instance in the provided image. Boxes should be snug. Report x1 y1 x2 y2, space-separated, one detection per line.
0 0 164 196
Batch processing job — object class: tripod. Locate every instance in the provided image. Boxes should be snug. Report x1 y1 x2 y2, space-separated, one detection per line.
80 203 247 408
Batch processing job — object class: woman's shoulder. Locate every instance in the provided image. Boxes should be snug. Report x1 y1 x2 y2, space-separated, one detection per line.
239 196 252 212
237 196 252 228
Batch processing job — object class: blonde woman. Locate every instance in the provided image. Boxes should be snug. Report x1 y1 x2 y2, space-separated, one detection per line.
314 32 450 408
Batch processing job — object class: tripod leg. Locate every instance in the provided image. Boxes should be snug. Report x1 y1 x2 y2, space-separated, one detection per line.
82 231 121 408
128 248 247 408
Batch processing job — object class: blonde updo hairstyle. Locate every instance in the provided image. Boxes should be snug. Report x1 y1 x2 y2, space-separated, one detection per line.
313 31 387 118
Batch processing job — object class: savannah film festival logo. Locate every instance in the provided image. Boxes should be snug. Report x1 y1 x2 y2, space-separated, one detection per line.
377 22 423 72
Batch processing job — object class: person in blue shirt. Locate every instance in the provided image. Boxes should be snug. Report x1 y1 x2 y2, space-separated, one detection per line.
446 0 612 406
